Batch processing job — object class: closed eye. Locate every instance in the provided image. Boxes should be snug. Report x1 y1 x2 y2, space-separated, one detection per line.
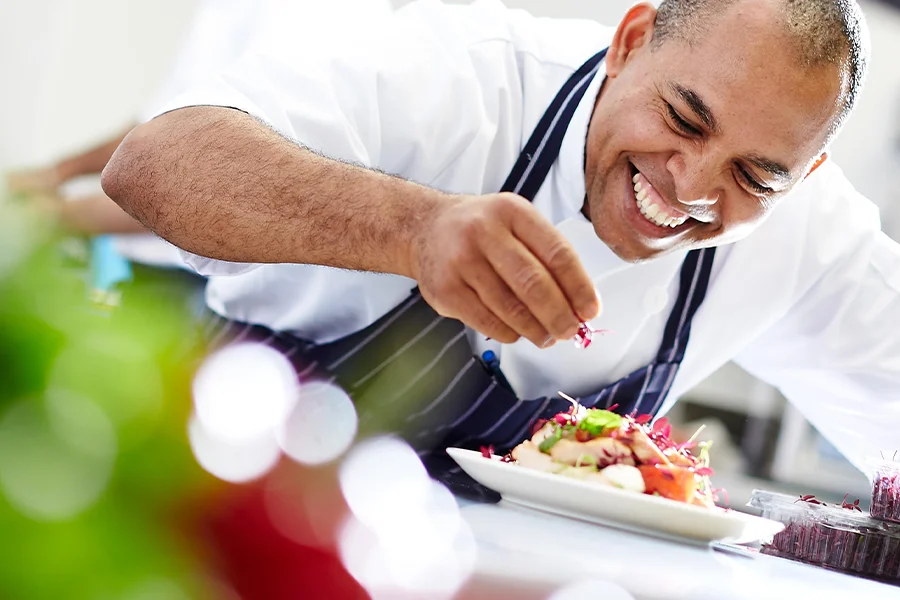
666 103 702 137
737 165 774 195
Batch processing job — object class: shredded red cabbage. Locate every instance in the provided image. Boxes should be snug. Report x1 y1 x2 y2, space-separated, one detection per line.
764 522 900 582
872 471 900 524
573 323 610 349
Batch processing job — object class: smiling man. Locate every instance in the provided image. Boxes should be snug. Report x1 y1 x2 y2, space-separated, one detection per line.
102 0 895 488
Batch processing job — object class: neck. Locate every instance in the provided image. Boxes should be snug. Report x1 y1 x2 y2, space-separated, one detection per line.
582 77 610 223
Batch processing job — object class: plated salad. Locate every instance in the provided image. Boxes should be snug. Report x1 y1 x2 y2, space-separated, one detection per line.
482 394 721 508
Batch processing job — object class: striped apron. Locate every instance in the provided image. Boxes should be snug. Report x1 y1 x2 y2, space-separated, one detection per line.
201 49 717 501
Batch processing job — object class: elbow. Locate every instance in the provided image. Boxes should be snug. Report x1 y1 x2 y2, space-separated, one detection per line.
100 123 153 218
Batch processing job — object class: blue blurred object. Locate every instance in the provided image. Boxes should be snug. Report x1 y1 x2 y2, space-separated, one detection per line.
90 235 132 291
482 350 515 393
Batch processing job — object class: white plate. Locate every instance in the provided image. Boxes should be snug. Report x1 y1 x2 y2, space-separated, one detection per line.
447 447 784 545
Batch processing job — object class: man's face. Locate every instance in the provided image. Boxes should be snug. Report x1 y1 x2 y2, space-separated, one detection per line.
585 1 845 262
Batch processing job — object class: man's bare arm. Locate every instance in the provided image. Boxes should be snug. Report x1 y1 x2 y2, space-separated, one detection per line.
102 106 600 346
102 106 436 276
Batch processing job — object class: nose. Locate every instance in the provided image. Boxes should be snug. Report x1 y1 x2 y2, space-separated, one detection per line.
666 152 720 207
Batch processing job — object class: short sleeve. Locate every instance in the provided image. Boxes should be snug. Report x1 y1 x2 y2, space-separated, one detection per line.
153 0 529 276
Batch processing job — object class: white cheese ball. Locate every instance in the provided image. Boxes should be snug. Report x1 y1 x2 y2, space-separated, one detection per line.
597 464 646 493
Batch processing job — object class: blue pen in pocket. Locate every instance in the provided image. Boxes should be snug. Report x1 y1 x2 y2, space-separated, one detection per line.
481 350 515 394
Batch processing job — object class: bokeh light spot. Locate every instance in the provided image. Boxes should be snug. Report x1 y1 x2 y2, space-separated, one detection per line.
338 438 476 598
0 397 116 521
193 343 298 443
188 415 281 483
277 382 358 466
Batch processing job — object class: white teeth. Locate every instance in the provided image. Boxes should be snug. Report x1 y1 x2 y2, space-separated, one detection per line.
632 171 688 230
633 173 641 184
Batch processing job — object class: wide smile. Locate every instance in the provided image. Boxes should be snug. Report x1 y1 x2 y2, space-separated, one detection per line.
626 163 694 236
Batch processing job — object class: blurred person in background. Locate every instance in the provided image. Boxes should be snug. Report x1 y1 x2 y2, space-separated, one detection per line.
102 0 900 506
6 0 393 274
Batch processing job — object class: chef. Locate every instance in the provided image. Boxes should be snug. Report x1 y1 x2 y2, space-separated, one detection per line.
102 0 897 487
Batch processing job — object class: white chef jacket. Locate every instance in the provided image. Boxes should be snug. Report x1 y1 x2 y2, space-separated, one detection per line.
160 0 900 471
123 0 394 268
141 0 393 123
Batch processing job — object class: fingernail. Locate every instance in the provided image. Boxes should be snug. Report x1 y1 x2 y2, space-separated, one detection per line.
542 337 556 349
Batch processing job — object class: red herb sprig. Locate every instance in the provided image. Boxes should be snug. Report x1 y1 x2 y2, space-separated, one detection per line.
796 494 826 506
840 494 862 512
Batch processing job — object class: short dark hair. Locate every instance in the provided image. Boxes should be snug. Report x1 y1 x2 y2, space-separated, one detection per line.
651 0 870 140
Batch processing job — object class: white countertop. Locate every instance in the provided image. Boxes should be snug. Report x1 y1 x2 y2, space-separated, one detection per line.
458 500 900 600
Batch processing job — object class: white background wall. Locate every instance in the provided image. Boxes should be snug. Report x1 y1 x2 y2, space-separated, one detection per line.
0 0 196 170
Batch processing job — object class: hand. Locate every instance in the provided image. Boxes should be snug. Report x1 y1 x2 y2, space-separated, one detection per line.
6 165 64 194
410 192 601 347
22 190 65 222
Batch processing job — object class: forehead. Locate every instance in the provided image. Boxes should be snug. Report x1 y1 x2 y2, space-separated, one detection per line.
648 3 844 173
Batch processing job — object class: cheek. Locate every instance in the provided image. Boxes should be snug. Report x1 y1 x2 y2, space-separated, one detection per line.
717 193 775 240
591 106 670 176
596 79 668 144
614 93 668 141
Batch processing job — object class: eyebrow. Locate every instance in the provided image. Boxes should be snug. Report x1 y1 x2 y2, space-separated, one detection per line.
668 82 793 184
669 82 720 134
745 154 792 183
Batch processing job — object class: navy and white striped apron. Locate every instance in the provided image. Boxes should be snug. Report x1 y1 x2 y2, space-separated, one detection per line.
201 49 717 501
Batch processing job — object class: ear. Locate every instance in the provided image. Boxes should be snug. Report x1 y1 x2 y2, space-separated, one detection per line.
606 3 658 78
804 153 828 180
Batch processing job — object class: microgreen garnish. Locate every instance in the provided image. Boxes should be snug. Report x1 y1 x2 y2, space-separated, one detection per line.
558 392 583 414
578 409 624 437
539 429 564 454
575 454 597 469
840 494 863 512
685 424 707 447
795 494 826 506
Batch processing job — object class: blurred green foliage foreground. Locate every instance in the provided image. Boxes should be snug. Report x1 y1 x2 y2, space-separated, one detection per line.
0 200 218 599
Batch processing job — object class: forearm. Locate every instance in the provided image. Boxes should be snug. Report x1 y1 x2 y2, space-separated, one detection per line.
57 194 147 235
55 126 135 181
102 106 445 277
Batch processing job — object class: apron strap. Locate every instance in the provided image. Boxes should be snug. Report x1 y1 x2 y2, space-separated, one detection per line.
501 49 608 201
656 247 716 365
571 247 717 418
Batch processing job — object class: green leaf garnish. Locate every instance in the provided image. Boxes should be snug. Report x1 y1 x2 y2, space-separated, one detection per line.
575 453 597 469
539 428 563 453
698 440 714 469
577 409 624 437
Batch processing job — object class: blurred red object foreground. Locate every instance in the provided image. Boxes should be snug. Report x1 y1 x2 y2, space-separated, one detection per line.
178 461 368 600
